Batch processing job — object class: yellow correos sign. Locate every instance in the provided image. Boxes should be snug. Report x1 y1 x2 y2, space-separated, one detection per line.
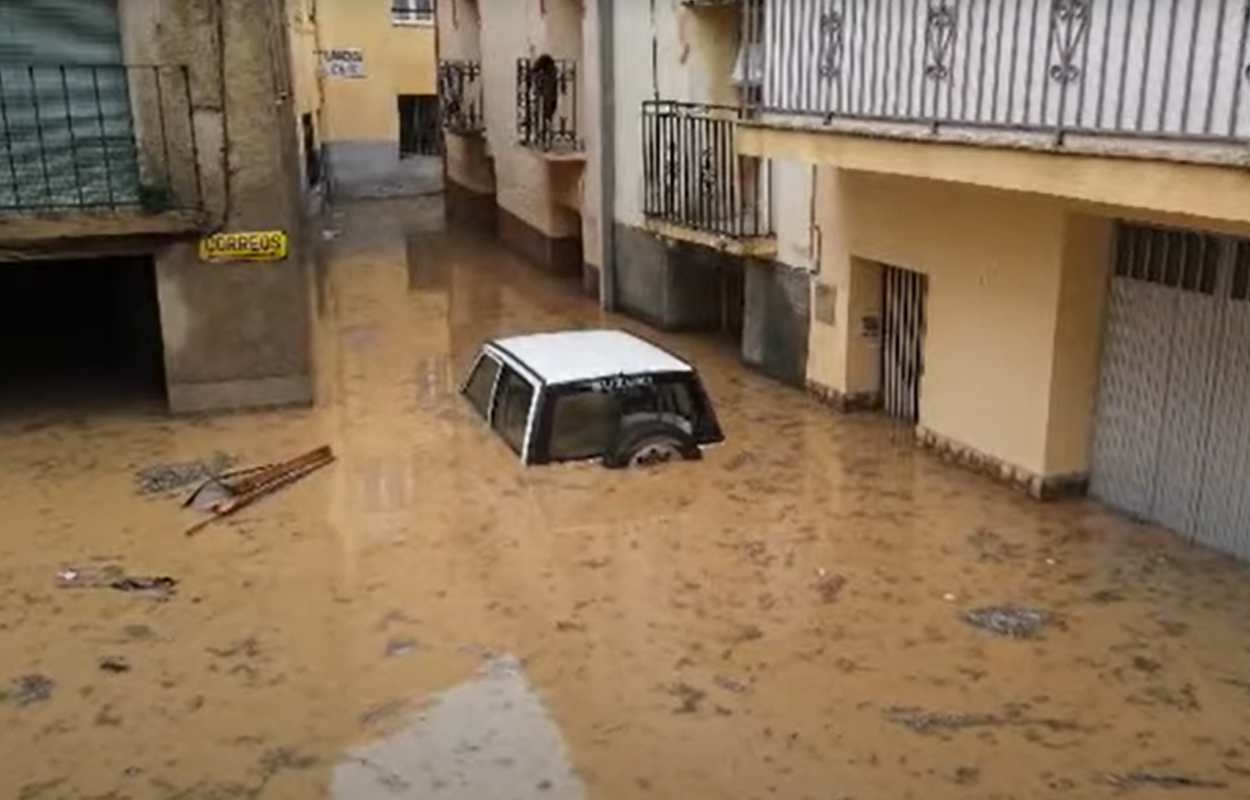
199 231 289 262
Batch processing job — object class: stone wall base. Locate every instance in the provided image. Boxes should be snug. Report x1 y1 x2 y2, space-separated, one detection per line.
167 374 313 415
806 381 882 412
498 207 582 276
915 426 1089 501
445 179 497 232
582 262 600 300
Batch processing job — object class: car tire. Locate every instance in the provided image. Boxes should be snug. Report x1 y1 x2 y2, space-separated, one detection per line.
604 421 700 469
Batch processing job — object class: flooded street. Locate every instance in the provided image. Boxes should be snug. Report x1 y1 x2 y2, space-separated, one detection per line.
5 197 1250 799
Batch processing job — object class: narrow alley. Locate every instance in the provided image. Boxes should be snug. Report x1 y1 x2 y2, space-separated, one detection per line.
3 197 1250 799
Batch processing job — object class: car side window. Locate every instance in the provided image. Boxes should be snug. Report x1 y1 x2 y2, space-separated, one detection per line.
463 354 502 419
492 367 535 455
548 389 622 461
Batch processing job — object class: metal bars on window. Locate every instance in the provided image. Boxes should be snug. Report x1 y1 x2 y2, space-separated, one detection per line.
0 64 203 212
516 57 580 152
641 100 773 239
758 0 1250 144
439 60 484 135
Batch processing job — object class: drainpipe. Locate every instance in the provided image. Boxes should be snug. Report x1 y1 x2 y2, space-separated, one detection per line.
597 0 616 311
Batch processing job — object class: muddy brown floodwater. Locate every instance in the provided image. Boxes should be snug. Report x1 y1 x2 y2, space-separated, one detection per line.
4 197 1250 800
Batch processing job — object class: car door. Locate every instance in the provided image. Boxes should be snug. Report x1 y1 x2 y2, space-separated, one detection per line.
490 365 538 461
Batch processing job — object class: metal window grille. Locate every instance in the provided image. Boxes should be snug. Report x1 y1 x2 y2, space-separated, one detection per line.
641 100 773 238
439 60 484 135
0 64 203 213
516 57 580 152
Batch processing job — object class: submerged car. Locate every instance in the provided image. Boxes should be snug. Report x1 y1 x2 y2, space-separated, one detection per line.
461 330 724 467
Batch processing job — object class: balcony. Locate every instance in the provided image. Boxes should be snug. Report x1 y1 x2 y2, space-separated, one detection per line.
642 101 774 255
516 57 582 157
0 64 207 242
439 60 485 136
749 0 1250 159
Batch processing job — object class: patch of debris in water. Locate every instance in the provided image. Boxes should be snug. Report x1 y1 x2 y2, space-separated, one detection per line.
961 606 1054 638
134 451 237 495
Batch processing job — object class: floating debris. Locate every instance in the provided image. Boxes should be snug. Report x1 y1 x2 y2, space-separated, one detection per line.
713 675 750 695
663 682 706 714
98 656 131 674
384 639 420 658
962 606 1053 638
814 573 847 604
135 452 237 495
883 705 1084 736
1101 771 1228 791
111 576 178 598
185 446 335 537
7 674 54 706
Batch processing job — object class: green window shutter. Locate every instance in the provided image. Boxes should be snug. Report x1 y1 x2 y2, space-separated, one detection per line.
0 0 139 209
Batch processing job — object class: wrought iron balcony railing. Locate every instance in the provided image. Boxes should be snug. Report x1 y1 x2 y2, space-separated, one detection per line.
642 101 773 239
751 0 1250 147
0 64 203 213
439 60 484 135
516 57 581 152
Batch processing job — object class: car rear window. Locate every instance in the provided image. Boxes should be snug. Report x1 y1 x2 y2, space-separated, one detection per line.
548 390 621 461
492 367 534 455
464 354 501 418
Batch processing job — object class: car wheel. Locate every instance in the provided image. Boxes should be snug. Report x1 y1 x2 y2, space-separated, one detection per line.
605 421 700 469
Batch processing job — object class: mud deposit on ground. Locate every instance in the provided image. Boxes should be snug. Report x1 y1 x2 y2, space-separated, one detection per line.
3 198 1250 798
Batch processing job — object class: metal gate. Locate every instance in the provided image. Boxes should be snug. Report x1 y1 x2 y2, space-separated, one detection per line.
1091 224 1250 559
882 265 927 423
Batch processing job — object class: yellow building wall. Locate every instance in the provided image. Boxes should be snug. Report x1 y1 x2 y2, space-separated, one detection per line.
810 169 1071 477
317 0 437 145
1044 214 1115 476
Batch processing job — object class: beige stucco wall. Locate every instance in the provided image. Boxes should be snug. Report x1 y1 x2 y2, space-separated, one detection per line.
613 2 743 228
739 125 1250 232
476 0 588 241
317 0 436 145
810 170 1071 477
1044 214 1115 476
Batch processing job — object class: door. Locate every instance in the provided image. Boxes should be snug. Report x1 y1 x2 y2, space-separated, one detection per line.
882 265 927 423
0 0 138 209
398 94 441 157
1091 224 1250 559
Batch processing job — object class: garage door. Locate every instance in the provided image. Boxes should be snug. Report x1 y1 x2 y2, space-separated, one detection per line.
0 0 137 209
1091 223 1250 558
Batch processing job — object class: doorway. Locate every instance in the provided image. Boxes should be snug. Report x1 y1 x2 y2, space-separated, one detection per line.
398 94 442 157
0 256 167 416
881 264 927 423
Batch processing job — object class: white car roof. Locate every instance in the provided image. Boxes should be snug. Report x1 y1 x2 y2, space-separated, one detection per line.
489 330 693 385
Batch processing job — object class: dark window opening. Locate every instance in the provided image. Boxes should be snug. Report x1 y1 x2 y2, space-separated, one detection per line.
301 113 321 188
548 390 621 462
1116 222 1223 295
398 94 442 157
0 256 167 417
1233 243 1250 302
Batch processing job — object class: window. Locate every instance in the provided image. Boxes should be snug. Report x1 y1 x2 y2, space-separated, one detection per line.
301 113 321 188
392 0 434 25
398 94 442 156
491 368 535 455
463 354 501 418
548 391 622 462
